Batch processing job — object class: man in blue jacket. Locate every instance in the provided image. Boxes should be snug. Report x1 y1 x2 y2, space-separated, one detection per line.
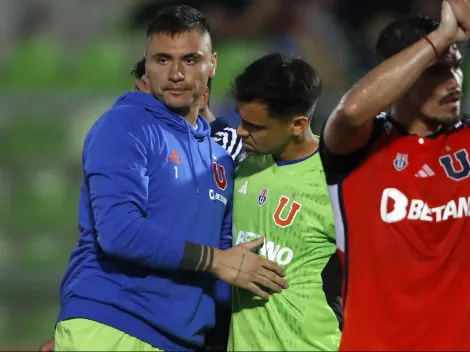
54 4 288 351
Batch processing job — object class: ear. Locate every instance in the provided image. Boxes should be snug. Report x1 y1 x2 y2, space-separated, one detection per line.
200 86 210 111
291 116 309 137
209 52 217 78
144 52 148 75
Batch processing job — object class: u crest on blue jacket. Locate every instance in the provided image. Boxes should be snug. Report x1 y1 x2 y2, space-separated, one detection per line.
58 92 234 351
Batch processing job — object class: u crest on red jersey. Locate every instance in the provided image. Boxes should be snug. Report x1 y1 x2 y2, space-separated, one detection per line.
439 149 470 181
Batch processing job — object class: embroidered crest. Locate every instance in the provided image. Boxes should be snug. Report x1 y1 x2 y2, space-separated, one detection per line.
258 188 269 206
393 153 408 171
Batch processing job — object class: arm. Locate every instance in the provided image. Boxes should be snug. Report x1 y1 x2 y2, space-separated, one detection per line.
85 111 185 270
180 205 289 299
323 1 465 155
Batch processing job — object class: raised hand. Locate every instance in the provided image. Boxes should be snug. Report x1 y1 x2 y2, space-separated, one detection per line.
436 0 470 45
447 0 470 39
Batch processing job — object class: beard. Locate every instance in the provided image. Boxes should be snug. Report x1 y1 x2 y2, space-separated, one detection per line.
429 113 462 126
166 104 191 117
153 91 193 117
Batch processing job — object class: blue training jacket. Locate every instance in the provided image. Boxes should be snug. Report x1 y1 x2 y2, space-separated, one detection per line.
57 92 234 350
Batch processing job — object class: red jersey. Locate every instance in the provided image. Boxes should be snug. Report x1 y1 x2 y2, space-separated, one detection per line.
320 113 470 351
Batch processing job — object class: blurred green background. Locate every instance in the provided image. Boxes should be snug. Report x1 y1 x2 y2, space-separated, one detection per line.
0 0 468 349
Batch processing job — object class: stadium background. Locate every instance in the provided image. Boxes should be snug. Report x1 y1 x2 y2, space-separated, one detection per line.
0 0 468 349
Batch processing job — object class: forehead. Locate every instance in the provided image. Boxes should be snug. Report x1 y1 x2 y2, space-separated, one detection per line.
147 31 212 56
236 102 272 124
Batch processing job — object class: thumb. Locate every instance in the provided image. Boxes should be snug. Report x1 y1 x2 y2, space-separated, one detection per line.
241 236 265 250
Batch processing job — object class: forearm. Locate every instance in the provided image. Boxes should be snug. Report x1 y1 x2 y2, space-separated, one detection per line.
340 30 447 125
97 213 185 270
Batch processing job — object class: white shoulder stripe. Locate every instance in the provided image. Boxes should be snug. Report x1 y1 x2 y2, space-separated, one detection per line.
212 127 243 160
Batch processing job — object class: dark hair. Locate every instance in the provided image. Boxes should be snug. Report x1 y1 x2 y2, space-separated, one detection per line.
131 58 146 79
375 16 440 62
230 53 322 120
146 4 211 38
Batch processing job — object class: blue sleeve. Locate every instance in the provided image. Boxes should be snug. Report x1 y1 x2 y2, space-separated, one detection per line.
83 110 184 270
220 204 233 250
214 280 231 308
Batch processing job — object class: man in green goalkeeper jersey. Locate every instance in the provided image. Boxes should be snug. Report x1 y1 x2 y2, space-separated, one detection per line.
228 53 342 351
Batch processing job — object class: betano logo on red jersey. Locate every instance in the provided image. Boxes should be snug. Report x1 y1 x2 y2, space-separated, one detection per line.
380 187 470 223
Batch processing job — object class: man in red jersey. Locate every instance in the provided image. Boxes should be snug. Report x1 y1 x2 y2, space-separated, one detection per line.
320 0 470 350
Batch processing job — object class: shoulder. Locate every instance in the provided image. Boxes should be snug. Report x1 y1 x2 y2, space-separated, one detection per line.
211 124 238 144
320 112 390 184
92 104 149 133
454 114 470 132
210 116 235 131
85 104 155 151
235 155 272 177
210 117 243 160
211 140 235 169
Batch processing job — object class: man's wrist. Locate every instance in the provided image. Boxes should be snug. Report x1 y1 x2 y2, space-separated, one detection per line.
427 29 453 57
178 242 220 272
207 248 222 275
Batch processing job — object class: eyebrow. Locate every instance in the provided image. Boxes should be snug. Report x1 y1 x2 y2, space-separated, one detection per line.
240 116 263 128
234 107 264 128
151 52 203 60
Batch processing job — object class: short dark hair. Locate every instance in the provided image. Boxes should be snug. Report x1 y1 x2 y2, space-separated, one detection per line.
375 16 439 62
146 5 211 38
131 58 146 79
230 53 322 120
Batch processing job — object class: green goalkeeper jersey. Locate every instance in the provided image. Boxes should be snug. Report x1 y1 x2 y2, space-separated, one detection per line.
228 151 342 351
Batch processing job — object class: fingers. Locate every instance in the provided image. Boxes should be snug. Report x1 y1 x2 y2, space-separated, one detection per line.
259 267 289 289
245 282 270 300
240 236 264 250
253 273 283 293
260 257 286 277
448 0 470 32
442 0 453 19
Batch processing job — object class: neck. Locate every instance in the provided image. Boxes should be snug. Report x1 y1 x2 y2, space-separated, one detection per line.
391 103 442 137
199 107 216 124
274 127 319 161
155 95 199 127
183 106 200 127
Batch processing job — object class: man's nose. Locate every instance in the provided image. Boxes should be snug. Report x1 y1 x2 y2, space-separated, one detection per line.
169 62 184 82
